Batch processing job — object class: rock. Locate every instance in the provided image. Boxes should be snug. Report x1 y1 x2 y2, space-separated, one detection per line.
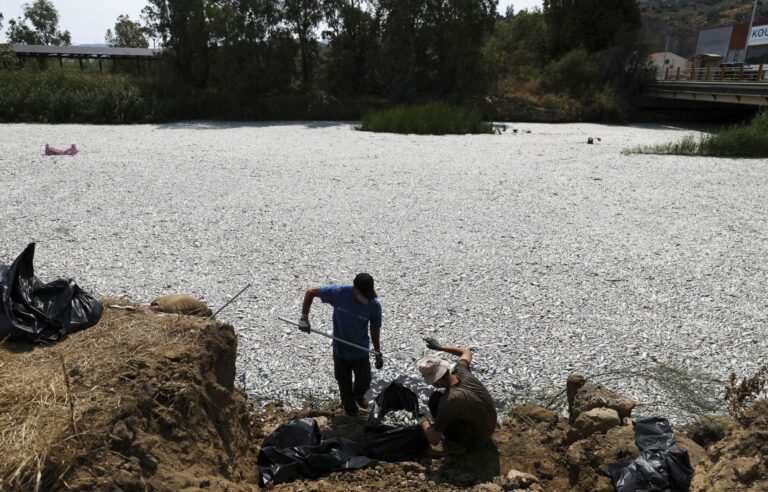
733 456 760 483
565 441 587 484
568 408 621 443
505 469 539 489
516 405 557 423
473 483 503 492
566 374 587 424
401 461 425 474
566 425 640 485
594 475 615 492
111 420 134 446
569 380 636 424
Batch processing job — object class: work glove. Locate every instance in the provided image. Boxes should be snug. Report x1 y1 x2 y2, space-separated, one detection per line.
298 315 311 334
375 352 384 370
424 337 441 350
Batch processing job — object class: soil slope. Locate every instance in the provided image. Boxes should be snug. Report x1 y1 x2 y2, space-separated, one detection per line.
2 299 766 491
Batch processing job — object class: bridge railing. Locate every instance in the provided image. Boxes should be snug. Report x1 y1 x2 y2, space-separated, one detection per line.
653 65 768 83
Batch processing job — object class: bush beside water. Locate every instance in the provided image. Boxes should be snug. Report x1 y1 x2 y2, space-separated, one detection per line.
358 103 494 135
626 109 768 158
0 70 151 124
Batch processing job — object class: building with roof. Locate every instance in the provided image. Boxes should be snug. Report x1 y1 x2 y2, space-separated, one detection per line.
694 19 768 67
10 44 162 74
647 52 691 74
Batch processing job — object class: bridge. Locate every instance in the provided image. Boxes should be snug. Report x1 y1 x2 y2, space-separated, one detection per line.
643 67 768 107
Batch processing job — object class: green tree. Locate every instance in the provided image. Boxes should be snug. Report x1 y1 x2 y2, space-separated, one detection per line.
106 15 149 48
282 0 323 87
375 0 427 100
543 0 641 56
376 0 496 97
424 0 498 94
483 8 547 85
6 0 71 45
142 0 209 87
206 0 297 97
322 0 378 95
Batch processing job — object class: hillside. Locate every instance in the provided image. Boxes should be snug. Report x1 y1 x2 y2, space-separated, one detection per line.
639 0 768 57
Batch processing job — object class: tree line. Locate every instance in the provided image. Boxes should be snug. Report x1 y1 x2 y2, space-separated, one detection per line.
2 0 646 121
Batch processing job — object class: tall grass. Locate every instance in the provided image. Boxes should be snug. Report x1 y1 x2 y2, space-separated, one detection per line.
0 70 151 123
358 102 494 135
625 109 768 158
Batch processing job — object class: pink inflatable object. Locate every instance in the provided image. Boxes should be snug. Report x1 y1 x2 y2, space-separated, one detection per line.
45 144 78 156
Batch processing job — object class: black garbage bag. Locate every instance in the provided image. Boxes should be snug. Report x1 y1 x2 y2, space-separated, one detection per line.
0 243 103 343
363 381 429 462
257 418 373 487
605 417 694 492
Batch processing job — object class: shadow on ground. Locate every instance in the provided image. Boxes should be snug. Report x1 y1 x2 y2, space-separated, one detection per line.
154 121 354 131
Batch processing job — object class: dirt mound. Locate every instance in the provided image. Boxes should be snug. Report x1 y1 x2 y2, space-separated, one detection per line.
691 400 768 492
3 299 765 491
0 299 257 491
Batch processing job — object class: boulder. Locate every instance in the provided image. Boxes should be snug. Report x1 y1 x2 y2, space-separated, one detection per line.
566 424 640 487
733 457 761 483
503 469 540 490
569 378 636 424
567 408 621 443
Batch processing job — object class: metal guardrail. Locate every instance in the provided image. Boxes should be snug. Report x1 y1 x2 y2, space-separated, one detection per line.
652 65 768 83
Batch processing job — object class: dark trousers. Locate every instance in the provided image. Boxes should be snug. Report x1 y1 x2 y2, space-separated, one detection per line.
428 391 464 444
333 356 371 407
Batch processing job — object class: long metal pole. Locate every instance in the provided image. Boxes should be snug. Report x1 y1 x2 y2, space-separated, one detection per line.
278 316 384 357
209 283 252 319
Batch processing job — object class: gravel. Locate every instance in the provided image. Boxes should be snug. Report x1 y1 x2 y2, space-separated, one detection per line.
2 121 767 423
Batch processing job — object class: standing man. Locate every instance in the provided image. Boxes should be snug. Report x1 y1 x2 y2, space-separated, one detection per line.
417 338 497 451
300 273 383 416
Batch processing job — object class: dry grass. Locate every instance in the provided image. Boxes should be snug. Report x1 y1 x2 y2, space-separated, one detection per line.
541 357 727 421
725 363 768 422
0 297 210 491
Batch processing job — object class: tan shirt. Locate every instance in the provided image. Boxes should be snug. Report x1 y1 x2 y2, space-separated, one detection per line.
150 295 211 317
432 359 497 448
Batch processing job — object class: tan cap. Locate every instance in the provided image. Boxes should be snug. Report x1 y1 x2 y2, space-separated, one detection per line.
418 355 450 385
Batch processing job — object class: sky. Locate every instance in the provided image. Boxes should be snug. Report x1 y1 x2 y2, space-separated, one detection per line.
1 0 543 45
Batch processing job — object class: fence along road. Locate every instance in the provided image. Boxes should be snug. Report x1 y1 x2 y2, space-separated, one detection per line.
644 65 768 107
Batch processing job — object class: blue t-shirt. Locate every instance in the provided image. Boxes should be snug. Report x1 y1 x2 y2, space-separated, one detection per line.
319 284 382 360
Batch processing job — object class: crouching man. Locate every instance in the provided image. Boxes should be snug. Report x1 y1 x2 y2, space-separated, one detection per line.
418 338 497 451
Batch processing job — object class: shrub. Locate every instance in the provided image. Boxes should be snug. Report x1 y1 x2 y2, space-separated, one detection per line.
725 363 768 422
358 102 494 135
542 49 601 99
685 415 732 447
0 70 151 123
539 93 582 119
626 109 768 158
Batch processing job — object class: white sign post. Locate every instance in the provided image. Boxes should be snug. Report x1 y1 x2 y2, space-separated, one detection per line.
748 25 768 47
